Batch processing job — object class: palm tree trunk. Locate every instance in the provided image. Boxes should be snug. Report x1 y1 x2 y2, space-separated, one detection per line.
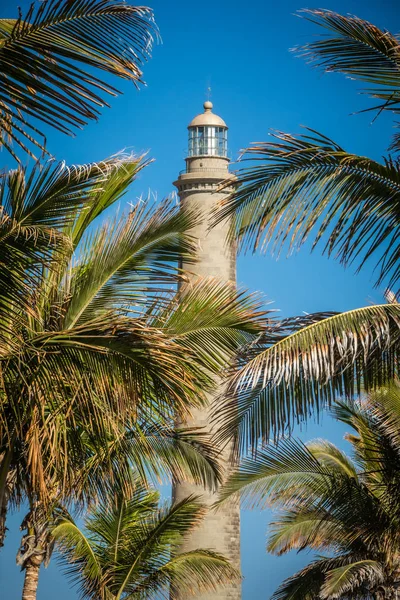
0 444 14 539
21 560 41 600
0 492 8 548
0 454 15 548
17 505 53 600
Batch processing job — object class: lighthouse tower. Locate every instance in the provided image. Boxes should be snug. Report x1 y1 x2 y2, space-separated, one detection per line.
172 102 241 600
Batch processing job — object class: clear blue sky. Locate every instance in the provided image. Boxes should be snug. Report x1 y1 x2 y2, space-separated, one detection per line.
1 0 399 598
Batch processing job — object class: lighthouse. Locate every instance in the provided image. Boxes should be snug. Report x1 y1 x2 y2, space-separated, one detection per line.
172 101 241 600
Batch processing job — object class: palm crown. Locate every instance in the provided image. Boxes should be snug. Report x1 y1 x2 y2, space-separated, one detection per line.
220 383 400 599
53 483 240 600
212 9 400 450
0 152 265 509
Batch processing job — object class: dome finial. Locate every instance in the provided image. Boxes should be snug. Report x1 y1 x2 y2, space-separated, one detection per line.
203 100 213 112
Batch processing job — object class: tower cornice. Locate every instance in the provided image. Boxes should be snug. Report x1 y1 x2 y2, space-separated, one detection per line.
173 171 236 196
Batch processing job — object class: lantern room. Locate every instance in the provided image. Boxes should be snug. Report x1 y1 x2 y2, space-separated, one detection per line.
187 101 228 158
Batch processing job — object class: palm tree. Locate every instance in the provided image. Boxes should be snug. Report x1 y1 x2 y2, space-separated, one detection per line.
219 383 400 600
53 483 240 600
0 0 157 161
212 10 400 450
13 419 232 600
0 152 264 596
13 421 232 600
0 3 262 597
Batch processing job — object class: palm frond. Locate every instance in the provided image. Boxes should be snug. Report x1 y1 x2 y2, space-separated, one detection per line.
65 198 199 327
52 519 103 599
1 278 267 502
237 385 400 600
271 559 328 600
306 439 357 478
353 385 400 516
330 389 400 508
57 490 234 600
0 316 219 501
111 495 235 599
0 205 67 349
215 130 400 289
389 129 400 154
320 560 383 599
217 438 331 507
71 154 151 249
2 155 132 230
5 276 266 499
267 509 337 555
0 154 145 336
215 304 400 450
166 550 240 599
54 487 238 600
75 425 223 502
295 9 400 114
149 277 266 374
367 384 400 448
0 0 157 159
0 155 113 343
30 313 211 413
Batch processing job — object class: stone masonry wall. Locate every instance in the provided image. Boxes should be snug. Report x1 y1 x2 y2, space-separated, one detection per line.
172 172 241 600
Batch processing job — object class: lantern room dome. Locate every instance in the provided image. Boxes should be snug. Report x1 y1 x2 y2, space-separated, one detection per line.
188 101 227 128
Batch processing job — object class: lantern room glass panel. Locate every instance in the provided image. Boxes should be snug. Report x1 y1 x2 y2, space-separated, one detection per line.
188 126 227 157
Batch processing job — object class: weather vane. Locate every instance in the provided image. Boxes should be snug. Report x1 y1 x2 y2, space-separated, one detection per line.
206 85 212 101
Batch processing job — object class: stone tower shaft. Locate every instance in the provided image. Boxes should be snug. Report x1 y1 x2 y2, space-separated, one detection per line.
172 102 241 600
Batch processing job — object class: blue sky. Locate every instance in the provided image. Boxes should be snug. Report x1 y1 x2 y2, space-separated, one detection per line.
1 0 399 598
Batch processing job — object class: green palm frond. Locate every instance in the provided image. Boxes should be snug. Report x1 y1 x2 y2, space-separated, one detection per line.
320 560 383 599
0 0 157 160
0 206 66 348
214 130 400 289
52 520 103 599
217 438 331 507
31 314 208 409
218 388 400 599
150 277 266 373
4 293 261 501
1 264 265 503
306 440 357 478
71 154 151 249
329 389 400 515
2 155 133 230
109 496 205 598
271 555 380 600
75 425 223 502
367 385 400 448
54 488 237 600
0 155 113 343
0 153 150 345
215 304 400 449
357 387 400 514
165 550 240 599
267 510 342 556
0 321 207 500
295 9 400 114
65 198 199 327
